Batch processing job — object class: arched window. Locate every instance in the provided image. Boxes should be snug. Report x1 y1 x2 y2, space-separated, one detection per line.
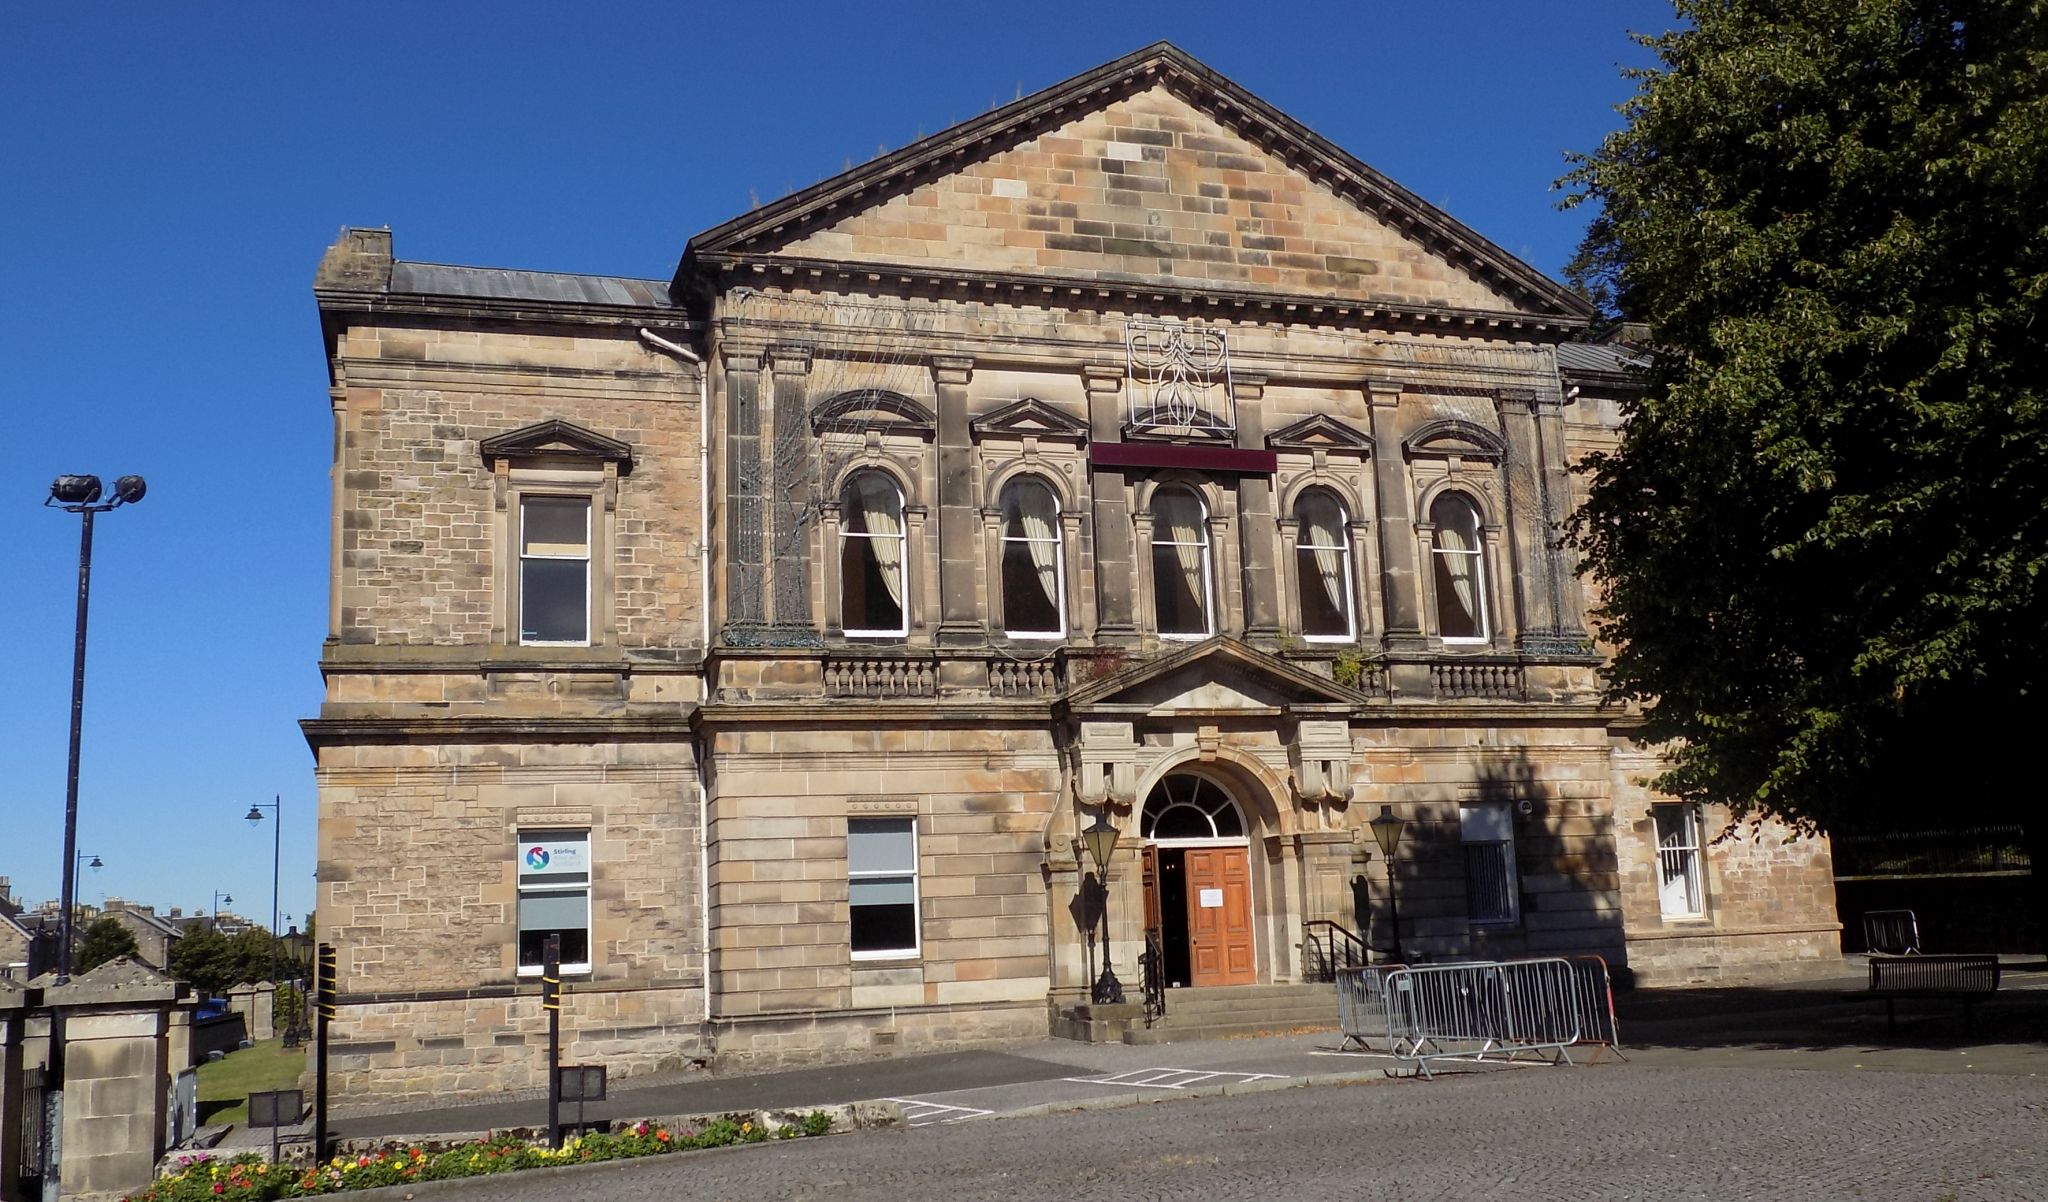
841 472 907 637
1150 487 1212 638
1139 774 1245 840
1294 490 1354 641
1429 492 1488 642
999 478 1064 638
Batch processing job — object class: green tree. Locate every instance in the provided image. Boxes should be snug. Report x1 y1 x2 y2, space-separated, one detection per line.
74 915 140 974
169 928 235 993
1562 0 2047 942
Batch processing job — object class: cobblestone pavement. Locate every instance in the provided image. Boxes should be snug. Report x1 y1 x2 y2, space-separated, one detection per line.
408 1064 2048 1201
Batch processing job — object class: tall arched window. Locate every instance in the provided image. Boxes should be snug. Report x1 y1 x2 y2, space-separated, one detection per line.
1294 490 1354 641
1429 492 1488 643
1150 487 1212 638
999 478 1064 638
841 472 907 637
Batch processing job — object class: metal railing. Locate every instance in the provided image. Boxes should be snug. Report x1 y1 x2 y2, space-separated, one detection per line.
1862 909 1922 955
1301 920 1373 983
1140 929 1167 1027
1337 955 1624 1076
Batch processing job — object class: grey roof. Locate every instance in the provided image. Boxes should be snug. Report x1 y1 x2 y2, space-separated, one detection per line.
1557 341 1650 376
390 261 676 309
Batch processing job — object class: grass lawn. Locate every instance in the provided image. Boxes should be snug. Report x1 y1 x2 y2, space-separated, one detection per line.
195 1038 309 1126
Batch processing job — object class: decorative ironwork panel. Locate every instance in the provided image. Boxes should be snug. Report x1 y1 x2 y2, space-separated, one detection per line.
1126 318 1236 435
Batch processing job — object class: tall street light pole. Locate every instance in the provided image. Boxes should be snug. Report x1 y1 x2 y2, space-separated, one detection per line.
47 472 146 984
246 796 282 990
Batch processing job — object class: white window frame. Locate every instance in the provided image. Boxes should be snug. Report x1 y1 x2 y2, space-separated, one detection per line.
841 472 910 639
1430 493 1490 645
848 817 921 961
515 829 592 977
998 477 1066 640
1459 803 1520 926
1294 490 1357 644
1653 804 1708 919
518 495 592 647
1151 487 1215 641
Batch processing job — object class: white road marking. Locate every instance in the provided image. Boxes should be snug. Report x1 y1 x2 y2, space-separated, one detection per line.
1059 1067 1288 1090
885 1098 995 1127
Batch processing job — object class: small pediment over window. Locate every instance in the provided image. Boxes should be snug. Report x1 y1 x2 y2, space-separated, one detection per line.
1404 418 1506 461
1266 414 1373 456
811 389 936 437
969 397 1091 444
480 419 634 474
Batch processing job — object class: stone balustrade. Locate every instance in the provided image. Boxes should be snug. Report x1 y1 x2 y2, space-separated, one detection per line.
1430 660 1527 701
824 656 937 698
988 656 1063 698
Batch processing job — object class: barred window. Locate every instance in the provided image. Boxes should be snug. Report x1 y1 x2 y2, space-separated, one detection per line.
1460 803 1519 924
1654 804 1706 918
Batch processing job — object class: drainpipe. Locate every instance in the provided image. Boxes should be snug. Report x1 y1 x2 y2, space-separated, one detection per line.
638 327 714 1028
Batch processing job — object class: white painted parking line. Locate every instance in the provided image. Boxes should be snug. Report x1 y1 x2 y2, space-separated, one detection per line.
885 1098 996 1127
1059 1067 1288 1091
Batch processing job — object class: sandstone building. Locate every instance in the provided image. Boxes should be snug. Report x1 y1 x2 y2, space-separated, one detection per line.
305 43 1841 1103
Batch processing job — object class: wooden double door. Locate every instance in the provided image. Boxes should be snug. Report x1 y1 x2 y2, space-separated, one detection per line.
1143 843 1257 987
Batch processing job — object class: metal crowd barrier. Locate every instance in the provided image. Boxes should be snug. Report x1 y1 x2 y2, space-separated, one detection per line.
1336 955 1625 1075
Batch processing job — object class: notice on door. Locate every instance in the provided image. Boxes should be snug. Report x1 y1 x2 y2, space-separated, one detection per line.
1198 888 1225 908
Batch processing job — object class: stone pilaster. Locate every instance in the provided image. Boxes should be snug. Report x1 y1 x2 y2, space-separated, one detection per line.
768 344 818 640
1496 388 1558 648
0 980 23 1202
933 355 983 646
1083 365 1137 643
1364 379 1424 651
722 344 767 639
1233 374 1280 643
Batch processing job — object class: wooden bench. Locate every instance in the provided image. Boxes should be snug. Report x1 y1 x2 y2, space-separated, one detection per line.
1868 954 2000 1033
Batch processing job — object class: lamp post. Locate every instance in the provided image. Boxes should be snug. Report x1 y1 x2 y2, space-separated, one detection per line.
75 852 103 914
1369 805 1406 963
47 472 147 984
212 891 234 933
1079 810 1124 1005
246 796 282 989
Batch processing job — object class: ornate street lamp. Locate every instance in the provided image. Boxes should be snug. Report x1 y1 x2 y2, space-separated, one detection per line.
46 472 146 983
247 797 282 989
1369 805 1406 963
1080 810 1124 1005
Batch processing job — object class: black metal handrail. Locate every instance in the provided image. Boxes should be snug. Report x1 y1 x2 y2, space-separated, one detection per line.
1301 919 1373 982
1140 929 1167 1027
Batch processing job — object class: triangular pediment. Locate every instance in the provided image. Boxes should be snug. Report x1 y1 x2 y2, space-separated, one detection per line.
810 389 935 436
480 419 634 473
970 397 1091 443
1267 413 1373 455
1404 418 1507 460
1068 637 1364 713
684 44 1591 323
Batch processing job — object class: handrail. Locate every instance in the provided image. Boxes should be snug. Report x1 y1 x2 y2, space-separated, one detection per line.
1301 919 1373 982
1141 928 1167 1027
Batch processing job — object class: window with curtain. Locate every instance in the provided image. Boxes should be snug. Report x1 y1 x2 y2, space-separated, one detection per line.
1459 803 1519 924
1653 804 1707 918
848 817 919 957
999 478 1064 638
1150 487 1212 638
841 472 907 636
1294 490 1354 641
1429 492 1488 642
519 496 590 645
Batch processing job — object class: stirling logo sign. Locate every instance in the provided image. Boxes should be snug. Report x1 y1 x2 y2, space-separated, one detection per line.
525 846 550 871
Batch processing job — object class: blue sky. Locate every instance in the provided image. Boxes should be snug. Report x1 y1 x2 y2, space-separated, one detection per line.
0 2 1670 928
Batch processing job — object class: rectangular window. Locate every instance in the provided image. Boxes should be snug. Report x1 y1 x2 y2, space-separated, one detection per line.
1653 804 1706 918
848 817 919 958
520 496 590 645
1460 803 1519 924
517 830 590 974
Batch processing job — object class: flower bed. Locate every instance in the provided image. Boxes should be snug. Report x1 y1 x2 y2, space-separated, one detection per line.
128 1113 836 1201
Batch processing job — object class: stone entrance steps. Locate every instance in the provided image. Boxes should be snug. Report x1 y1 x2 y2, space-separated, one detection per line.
1122 982 1339 1045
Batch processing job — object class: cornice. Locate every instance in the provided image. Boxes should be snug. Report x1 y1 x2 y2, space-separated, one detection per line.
315 287 700 333
299 715 696 748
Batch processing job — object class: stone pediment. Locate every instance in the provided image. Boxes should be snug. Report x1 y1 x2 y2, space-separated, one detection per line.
480 419 634 473
1267 413 1373 456
1068 637 1363 713
684 44 1591 323
970 397 1091 443
1404 418 1507 460
810 389 936 436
